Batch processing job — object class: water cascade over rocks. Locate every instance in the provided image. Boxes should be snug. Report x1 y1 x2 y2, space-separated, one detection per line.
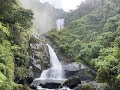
30 43 96 90
32 44 68 89
40 44 64 79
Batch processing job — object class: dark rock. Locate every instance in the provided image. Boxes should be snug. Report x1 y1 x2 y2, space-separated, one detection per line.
30 78 66 89
32 62 42 78
30 84 37 90
15 76 33 85
30 79 65 89
63 63 95 81
75 69 95 81
64 76 81 89
30 79 41 89
41 83 61 89
25 76 34 85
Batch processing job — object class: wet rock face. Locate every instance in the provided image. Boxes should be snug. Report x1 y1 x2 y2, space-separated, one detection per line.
31 63 41 78
64 76 81 89
29 37 50 78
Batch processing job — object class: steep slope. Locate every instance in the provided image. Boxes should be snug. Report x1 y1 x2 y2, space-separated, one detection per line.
46 0 120 89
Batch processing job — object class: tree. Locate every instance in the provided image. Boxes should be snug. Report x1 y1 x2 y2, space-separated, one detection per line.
97 32 115 47
0 0 17 18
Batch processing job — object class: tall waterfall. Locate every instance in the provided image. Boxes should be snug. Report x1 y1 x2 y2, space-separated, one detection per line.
40 44 64 79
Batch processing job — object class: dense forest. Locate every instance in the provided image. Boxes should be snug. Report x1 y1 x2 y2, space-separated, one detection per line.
46 0 120 90
0 0 65 90
0 0 34 89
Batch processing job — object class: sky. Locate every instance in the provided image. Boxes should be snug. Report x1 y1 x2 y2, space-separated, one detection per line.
40 0 85 11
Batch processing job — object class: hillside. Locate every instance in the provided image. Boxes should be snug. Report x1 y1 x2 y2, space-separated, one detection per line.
0 0 120 90
0 0 34 89
46 0 120 89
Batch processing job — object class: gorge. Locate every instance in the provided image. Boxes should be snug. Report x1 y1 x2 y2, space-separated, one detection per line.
0 0 120 90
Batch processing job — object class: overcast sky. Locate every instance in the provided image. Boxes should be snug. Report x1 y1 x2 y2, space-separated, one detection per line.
40 0 85 11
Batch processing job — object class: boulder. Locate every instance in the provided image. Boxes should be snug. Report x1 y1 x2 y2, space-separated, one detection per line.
30 78 66 89
64 76 81 89
41 83 61 89
30 79 40 89
63 63 95 81
76 69 95 81
63 62 81 77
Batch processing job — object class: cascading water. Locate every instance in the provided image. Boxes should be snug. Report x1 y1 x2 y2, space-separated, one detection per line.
33 44 68 89
31 44 72 90
40 44 64 79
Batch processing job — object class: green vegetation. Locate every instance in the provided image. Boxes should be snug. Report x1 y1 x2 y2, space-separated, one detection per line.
1 0 120 89
46 0 120 89
64 0 106 26
0 0 33 89
81 83 96 90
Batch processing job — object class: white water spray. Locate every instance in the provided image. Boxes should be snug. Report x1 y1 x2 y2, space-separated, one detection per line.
34 44 65 83
40 44 64 79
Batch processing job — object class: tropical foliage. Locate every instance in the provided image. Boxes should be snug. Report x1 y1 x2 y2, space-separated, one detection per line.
0 0 33 89
46 0 120 89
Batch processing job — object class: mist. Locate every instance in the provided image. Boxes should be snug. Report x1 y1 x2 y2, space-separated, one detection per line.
20 0 58 34
40 0 62 9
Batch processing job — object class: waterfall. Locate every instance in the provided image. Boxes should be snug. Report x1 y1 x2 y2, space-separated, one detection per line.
33 44 70 90
36 44 64 81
